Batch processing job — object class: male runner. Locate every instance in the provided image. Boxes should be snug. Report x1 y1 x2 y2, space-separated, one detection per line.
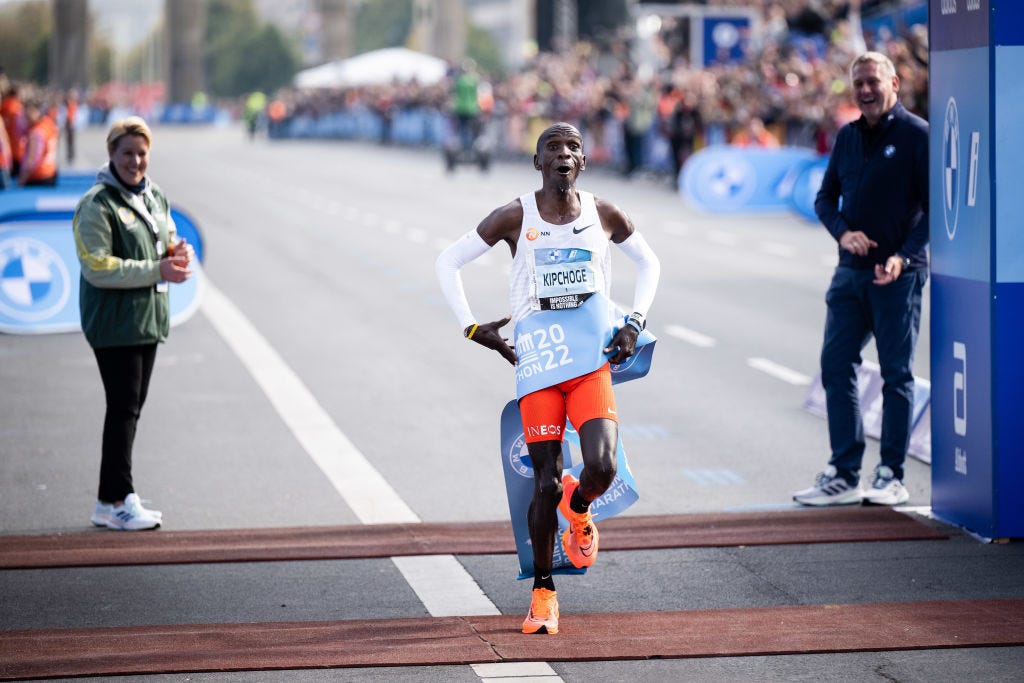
436 122 660 634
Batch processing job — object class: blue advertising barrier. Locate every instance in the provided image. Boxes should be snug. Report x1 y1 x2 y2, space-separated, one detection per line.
0 188 206 264
929 0 1024 539
0 189 206 335
788 155 829 223
679 145 820 215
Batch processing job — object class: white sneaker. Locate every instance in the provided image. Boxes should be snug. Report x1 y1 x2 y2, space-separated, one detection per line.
125 493 162 520
92 493 162 527
103 495 161 531
793 466 862 506
861 466 910 505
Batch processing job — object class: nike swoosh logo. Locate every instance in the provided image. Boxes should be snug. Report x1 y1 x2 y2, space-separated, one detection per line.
572 224 595 234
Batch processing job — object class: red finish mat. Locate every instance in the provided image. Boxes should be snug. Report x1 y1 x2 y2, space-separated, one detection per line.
1 599 1020 680
0 507 946 569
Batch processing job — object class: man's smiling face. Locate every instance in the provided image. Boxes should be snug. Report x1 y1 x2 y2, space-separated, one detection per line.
852 60 899 127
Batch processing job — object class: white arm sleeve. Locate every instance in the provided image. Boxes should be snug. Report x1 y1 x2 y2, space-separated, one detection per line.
435 229 492 330
616 231 660 318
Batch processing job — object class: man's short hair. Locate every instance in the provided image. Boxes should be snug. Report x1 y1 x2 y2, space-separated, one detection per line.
850 52 897 81
106 116 152 155
536 122 583 154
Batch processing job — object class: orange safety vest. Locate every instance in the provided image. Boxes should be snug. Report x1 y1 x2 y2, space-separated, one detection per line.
0 122 11 170
1 96 24 162
21 115 58 182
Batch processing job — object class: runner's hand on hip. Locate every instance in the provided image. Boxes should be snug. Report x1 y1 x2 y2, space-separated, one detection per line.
471 316 518 365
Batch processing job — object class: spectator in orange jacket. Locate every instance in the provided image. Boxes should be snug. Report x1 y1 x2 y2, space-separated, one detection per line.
17 99 58 186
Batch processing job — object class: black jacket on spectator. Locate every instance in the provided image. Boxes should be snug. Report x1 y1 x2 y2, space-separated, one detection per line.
815 101 929 271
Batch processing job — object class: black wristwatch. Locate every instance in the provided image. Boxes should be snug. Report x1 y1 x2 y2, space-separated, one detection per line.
898 254 911 269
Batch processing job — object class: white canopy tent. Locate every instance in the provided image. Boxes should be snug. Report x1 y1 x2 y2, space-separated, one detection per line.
294 47 449 89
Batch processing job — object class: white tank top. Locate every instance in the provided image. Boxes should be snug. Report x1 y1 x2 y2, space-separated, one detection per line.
509 190 613 328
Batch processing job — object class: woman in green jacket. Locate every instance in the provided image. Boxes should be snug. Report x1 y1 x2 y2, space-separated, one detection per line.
73 116 194 530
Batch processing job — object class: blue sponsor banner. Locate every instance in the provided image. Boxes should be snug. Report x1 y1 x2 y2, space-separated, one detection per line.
0 216 204 335
930 274 995 536
0 189 205 264
929 48 991 283
499 400 639 579
995 282 1024 536
788 156 829 223
702 16 751 65
995 47 1024 283
995 1 1024 44
679 146 818 214
930 0 989 52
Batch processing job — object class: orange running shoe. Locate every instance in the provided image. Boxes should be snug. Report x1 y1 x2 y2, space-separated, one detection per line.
521 588 559 634
559 473 599 568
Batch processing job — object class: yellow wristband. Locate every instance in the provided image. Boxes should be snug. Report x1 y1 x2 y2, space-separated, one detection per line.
466 323 479 339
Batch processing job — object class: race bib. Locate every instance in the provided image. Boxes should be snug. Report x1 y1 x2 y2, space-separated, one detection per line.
532 248 596 311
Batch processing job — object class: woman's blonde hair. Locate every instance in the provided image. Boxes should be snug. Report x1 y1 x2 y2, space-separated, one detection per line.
106 116 152 155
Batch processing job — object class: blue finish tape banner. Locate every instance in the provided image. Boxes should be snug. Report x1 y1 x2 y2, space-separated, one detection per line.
499 399 640 579
679 145 819 214
0 218 204 335
513 293 656 398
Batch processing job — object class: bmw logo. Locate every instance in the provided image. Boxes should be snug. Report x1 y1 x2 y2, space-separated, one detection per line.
508 432 534 478
700 155 756 206
943 97 960 240
0 237 71 323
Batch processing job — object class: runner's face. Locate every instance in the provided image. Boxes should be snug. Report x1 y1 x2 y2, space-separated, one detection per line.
852 61 898 127
111 134 149 186
535 130 585 186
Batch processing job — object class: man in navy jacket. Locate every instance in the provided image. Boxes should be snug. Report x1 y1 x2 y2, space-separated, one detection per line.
794 51 928 507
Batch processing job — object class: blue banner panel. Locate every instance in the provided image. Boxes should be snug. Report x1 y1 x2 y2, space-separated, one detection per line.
995 46 1024 282
0 219 204 335
679 146 818 214
930 0 990 52
0 189 206 264
995 282 1024 536
930 274 996 536
929 47 991 283
788 156 829 223
499 400 639 579
994 0 1024 45
703 16 751 65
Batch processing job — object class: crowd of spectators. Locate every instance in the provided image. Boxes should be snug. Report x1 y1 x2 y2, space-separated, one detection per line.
4 1 929 180
267 0 929 177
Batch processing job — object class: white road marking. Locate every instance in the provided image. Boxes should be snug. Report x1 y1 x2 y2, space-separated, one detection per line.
682 468 746 486
472 662 562 681
664 324 716 348
707 230 739 247
200 283 502 638
747 357 812 386
760 241 796 258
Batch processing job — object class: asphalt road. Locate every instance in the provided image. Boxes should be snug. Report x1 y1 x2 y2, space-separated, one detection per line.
13 123 932 529
2 124 988 683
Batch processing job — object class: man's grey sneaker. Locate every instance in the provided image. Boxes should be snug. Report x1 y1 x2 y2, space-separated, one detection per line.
793 466 862 506
861 465 910 506
92 493 163 528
